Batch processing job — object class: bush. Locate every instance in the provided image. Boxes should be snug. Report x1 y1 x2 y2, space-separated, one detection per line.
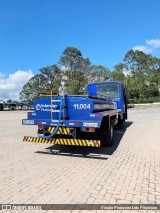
134 96 160 104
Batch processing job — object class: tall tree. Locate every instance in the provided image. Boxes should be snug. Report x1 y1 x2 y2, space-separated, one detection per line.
7 99 12 103
110 63 126 82
59 47 91 94
87 65 110 83
19 74 48 103
40 64 62 93
20 65 62 102
124 49 160 98
19 47 160 103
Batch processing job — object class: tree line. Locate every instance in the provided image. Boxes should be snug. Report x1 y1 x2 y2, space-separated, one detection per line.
20 47 160 103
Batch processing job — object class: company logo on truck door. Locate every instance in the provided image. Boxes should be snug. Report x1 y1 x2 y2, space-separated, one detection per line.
35 104 41 110
35 104 57 112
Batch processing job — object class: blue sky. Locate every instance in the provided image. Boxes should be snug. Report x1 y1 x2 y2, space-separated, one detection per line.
0 0 160 100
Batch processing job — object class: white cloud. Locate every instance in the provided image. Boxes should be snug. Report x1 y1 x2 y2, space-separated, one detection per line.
0 69 34 101
146 39 160 48
0 72 5 79
132 45 152 54
132 39 160 54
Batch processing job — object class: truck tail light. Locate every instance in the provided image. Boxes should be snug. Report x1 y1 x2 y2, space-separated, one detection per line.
38 125 43 129
80 127 95 132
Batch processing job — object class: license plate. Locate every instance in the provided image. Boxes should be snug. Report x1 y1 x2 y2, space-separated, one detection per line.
23 120 34 125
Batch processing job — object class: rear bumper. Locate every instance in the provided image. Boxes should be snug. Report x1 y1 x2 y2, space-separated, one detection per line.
22 119 101 128
23 136 101 147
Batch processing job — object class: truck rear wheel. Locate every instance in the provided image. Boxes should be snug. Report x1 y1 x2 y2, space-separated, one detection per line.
100 121 114 146
116 118 123 129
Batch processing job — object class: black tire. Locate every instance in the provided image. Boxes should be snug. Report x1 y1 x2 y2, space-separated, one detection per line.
100 121 114 147
116 118 123 129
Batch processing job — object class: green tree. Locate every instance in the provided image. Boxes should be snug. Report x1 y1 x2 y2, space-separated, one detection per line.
19 74 48 103
87 65 110 83
40 64 62 94
59 47 91 94
110 63 126 82
123 49 160 99
20 47 160 103
7 99 12 103
20 64 62 102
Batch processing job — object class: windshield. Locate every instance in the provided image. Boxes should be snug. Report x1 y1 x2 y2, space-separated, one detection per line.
96 84 120 98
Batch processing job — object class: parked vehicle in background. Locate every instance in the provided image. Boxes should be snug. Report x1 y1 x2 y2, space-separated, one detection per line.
8 103 16 110
22 104 29 110
3 104 9 111
28 104 34 110
15 103 22 110
0 100 4 111
1 102 41 111
22 103 34 110
127 99 135 108
2 102 27 111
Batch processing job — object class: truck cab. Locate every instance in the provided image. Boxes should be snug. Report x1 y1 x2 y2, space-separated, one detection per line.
86 81 127 122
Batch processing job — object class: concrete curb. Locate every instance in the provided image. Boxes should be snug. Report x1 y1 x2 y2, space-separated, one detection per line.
134 103 160 106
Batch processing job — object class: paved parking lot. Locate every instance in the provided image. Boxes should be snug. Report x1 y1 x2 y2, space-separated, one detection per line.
0 106 160 212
